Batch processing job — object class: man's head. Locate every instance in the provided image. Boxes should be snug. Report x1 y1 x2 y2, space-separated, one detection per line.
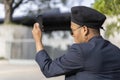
70 6 106 43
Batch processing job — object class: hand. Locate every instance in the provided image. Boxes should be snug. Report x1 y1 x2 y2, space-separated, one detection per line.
32 23 42 42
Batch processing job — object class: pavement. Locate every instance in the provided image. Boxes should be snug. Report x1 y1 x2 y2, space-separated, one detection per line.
0 60 64 80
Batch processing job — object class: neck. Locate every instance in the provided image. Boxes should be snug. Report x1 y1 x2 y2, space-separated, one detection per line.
87 33 100 42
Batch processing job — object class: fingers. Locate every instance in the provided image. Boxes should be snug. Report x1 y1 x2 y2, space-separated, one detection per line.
32 23 40 35
33 23 39 29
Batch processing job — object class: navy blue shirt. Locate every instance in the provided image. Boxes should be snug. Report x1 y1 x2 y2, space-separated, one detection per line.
35 36 120 80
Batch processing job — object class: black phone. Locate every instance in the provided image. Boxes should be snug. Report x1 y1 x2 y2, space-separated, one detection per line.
36 15 44 31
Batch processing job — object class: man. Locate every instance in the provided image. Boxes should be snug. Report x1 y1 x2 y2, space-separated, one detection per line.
32 6 120 80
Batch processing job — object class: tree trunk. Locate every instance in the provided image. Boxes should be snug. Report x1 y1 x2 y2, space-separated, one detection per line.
4 0 14 24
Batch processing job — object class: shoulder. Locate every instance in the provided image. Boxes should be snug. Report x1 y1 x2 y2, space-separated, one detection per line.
71 41 95 50
69 42 95 55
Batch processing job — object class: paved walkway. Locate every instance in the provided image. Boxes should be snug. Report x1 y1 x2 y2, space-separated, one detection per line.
0 60 64 80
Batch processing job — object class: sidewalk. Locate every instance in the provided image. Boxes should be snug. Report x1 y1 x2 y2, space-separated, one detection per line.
0 60 64 80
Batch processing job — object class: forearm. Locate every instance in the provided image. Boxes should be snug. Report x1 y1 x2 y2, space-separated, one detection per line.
35 41 44 52
32 23 44 52
35 50 65 78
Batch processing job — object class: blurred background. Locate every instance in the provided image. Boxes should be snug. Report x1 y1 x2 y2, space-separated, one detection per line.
0 0 120 80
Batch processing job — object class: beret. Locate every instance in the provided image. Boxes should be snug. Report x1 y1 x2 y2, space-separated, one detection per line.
71 6 106 29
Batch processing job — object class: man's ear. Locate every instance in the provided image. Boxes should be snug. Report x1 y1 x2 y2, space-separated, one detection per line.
83 26 89 36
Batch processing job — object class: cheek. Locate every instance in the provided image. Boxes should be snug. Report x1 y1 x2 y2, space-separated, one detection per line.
73 33 81 42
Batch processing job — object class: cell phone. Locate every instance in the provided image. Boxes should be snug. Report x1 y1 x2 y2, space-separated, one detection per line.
36 15 44 31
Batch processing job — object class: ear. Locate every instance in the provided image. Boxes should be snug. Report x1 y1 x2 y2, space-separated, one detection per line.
83 26 89 36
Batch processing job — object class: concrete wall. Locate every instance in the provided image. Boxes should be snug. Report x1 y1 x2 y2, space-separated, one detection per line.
0 24 35 59
0 25 72 60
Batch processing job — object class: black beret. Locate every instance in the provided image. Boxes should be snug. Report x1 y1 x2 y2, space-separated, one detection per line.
71 6 106 29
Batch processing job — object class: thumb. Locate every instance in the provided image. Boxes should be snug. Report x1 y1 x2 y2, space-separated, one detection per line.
34 23 39 29
35 23 39 29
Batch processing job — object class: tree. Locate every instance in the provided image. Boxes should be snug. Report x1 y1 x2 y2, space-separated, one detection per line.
2 0 51 24
93 0 120 38
3 0 23 24
93 0 120 15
